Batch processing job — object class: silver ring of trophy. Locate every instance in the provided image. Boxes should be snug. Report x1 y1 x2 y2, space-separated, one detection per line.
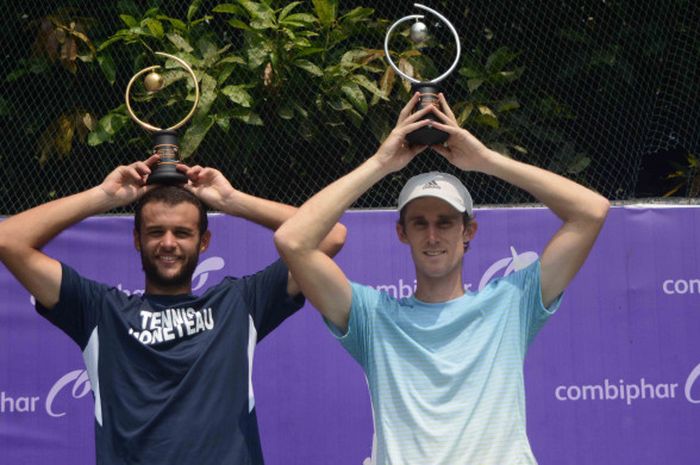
125 52 200 184
384 3 461 146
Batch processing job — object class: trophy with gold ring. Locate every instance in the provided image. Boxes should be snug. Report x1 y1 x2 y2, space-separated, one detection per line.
125 52 200 184
384 3 461 146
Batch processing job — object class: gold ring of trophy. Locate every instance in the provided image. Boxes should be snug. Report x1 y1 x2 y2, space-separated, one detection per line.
384 3 461 146
125 52 200 185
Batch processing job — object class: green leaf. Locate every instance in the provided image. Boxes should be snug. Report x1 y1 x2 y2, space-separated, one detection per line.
341 82 367 114
328 98 351 112
180 115 215 159
279 2 303 21
340 7 373 23
281 13 317 26
351 74 384 100
227 18 251 30
197 73 218 115
292 101 308 118
166 33 194 52
143 7 160 18
157 15 187 31
474 113 499 128
218 55 246 66
142 18 164 38
485 47 519 72
231 107 263 126
88 106 129 146
312 0 337 27
119 14 137 27
567 155 591 174
97 53 116 85
497 98 520 112
212 3 243 14
190 15 214 27
216 62 237 85
196 37 219 62
294 59 323 76
457 103 474 125
344 107 363 127
458 66 483 79
477 105 496 118
467 78 484 92
340 49 371 67
239 0 276 29
246 39 272 69
277 103 294 120
221 84 253 107
215 115 231 131
187 0 203 23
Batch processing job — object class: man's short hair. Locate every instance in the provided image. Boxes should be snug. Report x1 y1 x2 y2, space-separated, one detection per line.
134 186 208 236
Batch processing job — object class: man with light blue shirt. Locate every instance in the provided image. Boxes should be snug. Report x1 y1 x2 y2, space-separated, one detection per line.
275 93 610 464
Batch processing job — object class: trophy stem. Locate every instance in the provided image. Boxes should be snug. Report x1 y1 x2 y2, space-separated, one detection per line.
147 130 188 185
406 83 449 146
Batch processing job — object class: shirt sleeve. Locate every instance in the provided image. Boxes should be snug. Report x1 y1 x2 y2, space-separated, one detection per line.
503 258 562 347
241 259 305 341
324 281 380 369
35 262 106 350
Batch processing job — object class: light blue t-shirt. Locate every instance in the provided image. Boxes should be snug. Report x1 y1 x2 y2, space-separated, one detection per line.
327 260 561 465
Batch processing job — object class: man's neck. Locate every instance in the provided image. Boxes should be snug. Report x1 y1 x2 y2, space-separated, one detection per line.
413 272 465 303
144 282 192 296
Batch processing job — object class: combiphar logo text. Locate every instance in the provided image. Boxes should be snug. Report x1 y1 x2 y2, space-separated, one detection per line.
554 362 700 406
662 277 700 295
1 369 90 416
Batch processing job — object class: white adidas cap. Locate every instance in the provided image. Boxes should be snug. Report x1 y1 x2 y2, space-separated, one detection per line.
397 172 473 215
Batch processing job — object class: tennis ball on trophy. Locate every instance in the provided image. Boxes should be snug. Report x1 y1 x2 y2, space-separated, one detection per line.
144 71 164 93
410 21 429 43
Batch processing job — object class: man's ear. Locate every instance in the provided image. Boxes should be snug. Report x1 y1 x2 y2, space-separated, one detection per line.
463 220 478 242
199 230 212 252
396 222 409 244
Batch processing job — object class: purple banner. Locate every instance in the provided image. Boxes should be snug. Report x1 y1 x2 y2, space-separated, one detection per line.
1 206 699 465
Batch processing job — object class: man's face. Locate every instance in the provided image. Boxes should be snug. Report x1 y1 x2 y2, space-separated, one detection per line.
397 197 475 282
134 201 210 295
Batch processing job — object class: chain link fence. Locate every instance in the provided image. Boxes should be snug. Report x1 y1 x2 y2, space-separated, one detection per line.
2 0 699 215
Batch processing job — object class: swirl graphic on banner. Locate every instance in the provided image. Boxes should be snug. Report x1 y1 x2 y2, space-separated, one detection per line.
45 369 91 417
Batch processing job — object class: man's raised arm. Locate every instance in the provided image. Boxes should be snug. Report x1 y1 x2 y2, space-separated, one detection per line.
0 156 160 309
179 164 348 296
274 95 432 330
429 94 610 307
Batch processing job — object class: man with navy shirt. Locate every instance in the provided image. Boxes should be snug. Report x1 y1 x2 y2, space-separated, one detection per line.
0 156 346 464
275 93 609 464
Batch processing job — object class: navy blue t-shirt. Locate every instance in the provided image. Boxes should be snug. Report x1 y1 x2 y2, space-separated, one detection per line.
37 259 304 465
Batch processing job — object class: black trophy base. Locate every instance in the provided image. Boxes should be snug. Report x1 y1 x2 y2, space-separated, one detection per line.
147 130 188 185
147 162 188 185
406 123 449 146
406 83 449 146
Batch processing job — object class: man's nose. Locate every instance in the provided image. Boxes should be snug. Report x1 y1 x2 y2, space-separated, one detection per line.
427 224 439 242
160 231 177 248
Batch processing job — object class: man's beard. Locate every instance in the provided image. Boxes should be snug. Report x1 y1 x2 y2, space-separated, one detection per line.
140 249 200 293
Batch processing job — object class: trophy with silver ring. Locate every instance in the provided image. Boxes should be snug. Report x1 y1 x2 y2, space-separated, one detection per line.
125 52 200 184
384 3 461 146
